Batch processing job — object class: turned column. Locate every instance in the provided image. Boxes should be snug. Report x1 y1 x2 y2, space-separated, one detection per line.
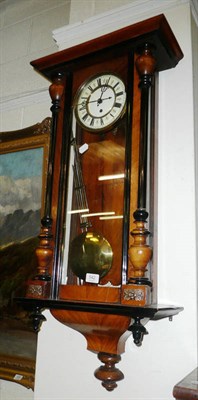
26 73 64 299
122 43 155 306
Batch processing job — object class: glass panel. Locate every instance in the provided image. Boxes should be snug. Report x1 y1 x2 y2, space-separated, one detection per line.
62 116 126 287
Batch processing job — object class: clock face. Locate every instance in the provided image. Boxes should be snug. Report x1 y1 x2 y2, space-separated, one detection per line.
74 73 126 132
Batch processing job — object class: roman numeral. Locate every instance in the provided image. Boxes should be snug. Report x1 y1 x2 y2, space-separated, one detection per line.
105 77 111 86
90 118 95 126
113 82 119 89
79 101 86 111
100 118 104 126
114 102 122 108
88 85 94 92
116 91 124 97
97 78 102 87
82 113 89 121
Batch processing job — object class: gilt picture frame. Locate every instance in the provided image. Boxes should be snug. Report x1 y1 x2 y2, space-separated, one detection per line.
0 117 50 389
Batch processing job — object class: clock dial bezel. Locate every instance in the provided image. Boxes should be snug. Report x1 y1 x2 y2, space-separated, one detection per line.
73 72 126 132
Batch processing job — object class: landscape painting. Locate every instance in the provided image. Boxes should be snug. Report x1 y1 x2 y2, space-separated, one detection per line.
0 147 42 317
0 119 50 320
0 147 42 245
0 118 50 389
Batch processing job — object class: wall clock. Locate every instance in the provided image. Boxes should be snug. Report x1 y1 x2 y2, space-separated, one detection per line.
18 14 184 391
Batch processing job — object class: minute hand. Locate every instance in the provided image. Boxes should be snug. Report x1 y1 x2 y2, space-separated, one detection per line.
78 97 112 106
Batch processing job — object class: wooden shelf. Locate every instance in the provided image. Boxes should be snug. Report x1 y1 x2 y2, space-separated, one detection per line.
16 297 183 321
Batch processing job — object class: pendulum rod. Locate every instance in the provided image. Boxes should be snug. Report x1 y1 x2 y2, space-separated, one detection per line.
71 137 92 231
51 72 73 299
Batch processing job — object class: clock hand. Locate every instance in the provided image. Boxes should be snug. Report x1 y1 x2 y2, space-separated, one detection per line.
97 95 112 106
101 85 108 94
78 97 112 106
97 79 111 103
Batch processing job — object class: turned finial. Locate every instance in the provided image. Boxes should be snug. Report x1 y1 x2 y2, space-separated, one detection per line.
128 209 152 280
94 353 124 391
49 72 64 111
135 43 156 87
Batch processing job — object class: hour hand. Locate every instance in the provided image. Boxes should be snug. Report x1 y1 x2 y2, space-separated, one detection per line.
78 97 112 106
97 96 112 106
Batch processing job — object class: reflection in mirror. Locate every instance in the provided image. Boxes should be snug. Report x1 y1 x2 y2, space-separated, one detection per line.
0 118 50 389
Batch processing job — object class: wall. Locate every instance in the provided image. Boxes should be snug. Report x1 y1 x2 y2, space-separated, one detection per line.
0 1 71 399
0 1 197 400
0 0 71 132
192 5 198 359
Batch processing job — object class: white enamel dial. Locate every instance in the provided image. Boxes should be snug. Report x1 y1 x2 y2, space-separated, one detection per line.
74 73 126 132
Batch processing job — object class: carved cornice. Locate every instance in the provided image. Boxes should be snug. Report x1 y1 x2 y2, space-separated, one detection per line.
0 117 51 141
0 354 35 390
0 358 35 372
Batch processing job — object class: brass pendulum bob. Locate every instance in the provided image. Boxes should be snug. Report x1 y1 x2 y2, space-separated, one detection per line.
69 230 113 281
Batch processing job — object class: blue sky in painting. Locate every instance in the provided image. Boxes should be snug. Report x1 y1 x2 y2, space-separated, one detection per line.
0 148 43 179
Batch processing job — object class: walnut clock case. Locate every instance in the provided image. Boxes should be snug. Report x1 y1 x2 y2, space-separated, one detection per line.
19 15 184 390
